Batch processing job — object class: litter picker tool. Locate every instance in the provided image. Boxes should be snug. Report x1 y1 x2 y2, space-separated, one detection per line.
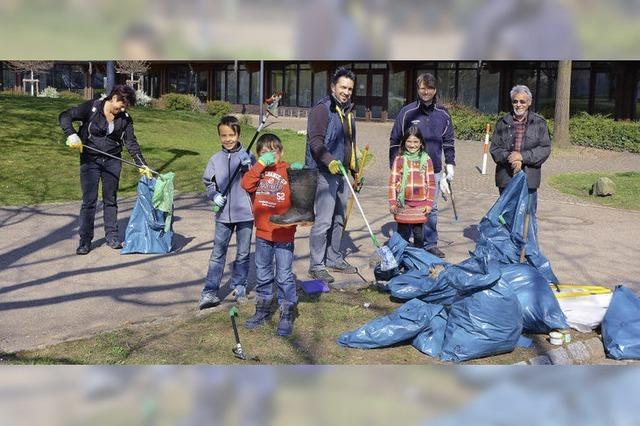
449 181 459 223
213 92 283 212
344 144 370 229
81 144 160 176
339 163 398 271
481 123 491 175
229 306 260 362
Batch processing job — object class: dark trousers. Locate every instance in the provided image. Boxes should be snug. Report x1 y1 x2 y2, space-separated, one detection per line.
79 156 122 242
397 223 425 248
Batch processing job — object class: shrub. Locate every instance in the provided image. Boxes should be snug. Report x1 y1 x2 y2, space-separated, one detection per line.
135 90 153 108
446 103 501 141
58 90 85 101
38 86 59 98
569 112 640 153
150 98 166 110
205 100 232 117
161 93 203 112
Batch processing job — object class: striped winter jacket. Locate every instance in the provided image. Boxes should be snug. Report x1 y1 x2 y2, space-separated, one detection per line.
388 154 436 224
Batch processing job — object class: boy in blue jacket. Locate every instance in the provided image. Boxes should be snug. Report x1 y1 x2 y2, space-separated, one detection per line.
199 116 255 310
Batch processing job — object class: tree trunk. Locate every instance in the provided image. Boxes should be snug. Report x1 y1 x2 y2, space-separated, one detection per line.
553 60 572 149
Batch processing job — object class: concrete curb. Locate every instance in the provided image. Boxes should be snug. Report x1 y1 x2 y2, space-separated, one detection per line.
517 336 632 365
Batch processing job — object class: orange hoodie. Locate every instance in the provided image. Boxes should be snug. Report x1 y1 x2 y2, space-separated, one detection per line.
241 161 297 243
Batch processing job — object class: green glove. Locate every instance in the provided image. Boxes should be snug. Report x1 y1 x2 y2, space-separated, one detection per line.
328 159 343 175
258 151 276 167
290 162 304 170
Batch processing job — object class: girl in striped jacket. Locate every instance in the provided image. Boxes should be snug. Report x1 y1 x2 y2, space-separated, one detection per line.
388 126 436 248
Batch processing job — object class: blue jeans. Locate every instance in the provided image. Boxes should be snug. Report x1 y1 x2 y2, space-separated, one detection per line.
423 171 440 249
203 221 253 294
254 237 297 305
79 156 122 242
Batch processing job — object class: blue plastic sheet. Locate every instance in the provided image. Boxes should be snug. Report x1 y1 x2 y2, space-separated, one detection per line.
440 278 523 362
473 171 558 284
499 264 568 333
601 285 640 360
121 176 173 254
337 299 445 349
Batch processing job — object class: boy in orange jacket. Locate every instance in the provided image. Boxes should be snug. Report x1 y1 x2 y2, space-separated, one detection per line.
241 133 303 337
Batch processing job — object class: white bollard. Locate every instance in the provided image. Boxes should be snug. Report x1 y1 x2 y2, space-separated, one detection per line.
481 123 491 175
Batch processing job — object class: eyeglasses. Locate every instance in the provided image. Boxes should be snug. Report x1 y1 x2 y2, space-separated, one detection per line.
512 99 528 105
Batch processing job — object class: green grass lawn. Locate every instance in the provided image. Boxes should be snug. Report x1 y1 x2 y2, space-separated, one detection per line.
549 171 640 211
0 94 306 206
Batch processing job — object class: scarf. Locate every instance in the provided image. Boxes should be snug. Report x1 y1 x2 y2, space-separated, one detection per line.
397 150 428 207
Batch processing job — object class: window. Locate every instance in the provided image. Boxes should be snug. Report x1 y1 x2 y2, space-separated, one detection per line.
570 63 590 115
458 67 477 108
437 66 457 104
388 70 405 119
271 68 283 97
537 62 557 118
238 67 250 104
197 71 208 101
479 63 500 114
593 67 615 116
215 69 224 100
226 65 237 104
285 64 297 106
313 71 327 104
251 71 260 105
299 65 312 107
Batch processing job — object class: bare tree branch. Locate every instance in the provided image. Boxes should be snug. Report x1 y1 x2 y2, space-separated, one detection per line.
115 60 150 76
8 61 54 74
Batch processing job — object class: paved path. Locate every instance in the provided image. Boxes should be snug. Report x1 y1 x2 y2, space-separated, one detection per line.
2 117 640 354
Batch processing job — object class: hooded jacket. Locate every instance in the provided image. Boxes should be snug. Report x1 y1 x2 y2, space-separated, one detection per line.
203 144 256 224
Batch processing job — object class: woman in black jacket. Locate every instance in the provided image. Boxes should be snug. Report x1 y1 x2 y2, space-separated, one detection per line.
59 85 151 255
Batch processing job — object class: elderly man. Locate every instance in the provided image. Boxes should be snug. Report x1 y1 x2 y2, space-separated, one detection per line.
305 67 359 284
389 73 455 258
490 84 552 215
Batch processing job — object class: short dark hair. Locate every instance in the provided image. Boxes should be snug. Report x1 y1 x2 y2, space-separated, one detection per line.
331 67 356 86
107 84 136 107
416 73 437 89
256 133 283 154
217 115 241 136
400 125 426 153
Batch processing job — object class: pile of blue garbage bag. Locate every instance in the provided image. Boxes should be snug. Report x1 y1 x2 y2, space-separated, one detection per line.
338 172 569 362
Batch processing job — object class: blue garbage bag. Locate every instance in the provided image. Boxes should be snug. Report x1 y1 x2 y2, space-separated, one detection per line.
412 310 448 357
601 285 640 360
499 263 568 333
121 176 173 254
440 277 523 362
473 171 558 284
388 269 457 304
337 299 444 349
440 256 502 295
386 232 445 272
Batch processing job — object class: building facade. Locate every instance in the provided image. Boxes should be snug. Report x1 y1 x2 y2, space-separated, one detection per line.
2 61 639 120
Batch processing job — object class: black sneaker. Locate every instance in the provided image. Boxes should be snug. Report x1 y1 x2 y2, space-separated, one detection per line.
427 247 446 259
106 238 123 249
76 241 91 255
308 268 335 284
326 259 358 274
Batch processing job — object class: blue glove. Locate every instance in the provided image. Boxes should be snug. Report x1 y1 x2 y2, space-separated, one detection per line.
238 151 252 168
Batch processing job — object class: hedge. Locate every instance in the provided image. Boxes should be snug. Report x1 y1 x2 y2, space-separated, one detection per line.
205 100 232 117
161 93 203 112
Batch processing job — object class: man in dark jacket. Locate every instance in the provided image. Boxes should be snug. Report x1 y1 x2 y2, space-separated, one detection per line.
59 85 150 255
389 73 455 258
490 84 551 215
305 67 359 284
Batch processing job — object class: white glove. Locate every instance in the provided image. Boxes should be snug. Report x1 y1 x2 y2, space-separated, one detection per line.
439 172 451 195
66 134 83 152
445 164 455 181
213 193 227 209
